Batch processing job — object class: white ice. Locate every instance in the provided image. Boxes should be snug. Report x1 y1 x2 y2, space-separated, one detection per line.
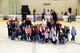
0 22 80 53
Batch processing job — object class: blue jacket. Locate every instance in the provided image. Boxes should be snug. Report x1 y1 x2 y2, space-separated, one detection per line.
71 28 77 36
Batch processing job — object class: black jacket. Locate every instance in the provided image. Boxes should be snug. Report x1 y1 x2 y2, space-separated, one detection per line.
25 20 31 26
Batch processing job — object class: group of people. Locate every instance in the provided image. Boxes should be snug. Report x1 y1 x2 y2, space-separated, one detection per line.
32 9 58 24
33 8 73 25
6 17 77 45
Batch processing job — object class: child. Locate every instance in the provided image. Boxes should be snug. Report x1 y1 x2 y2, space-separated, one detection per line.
40 27 45 44
52 35 57 44
32 27 36 42
58 32 64 44
42 19 47 27
56 21 62 36
21 27 26 41
25 26 28 40
44 27 49 43
51 26 56 36
15 21 20 29
48 31 57 44
16 27 22 40
35 26 40 42
71 26 77 41
27 25 32 41
66 26 70 41
62 25 69 42
48 31 53 43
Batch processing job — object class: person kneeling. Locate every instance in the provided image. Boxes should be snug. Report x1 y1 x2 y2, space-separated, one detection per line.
51 35 57 44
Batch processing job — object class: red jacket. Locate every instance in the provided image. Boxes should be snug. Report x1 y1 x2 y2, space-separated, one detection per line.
36 28 40 34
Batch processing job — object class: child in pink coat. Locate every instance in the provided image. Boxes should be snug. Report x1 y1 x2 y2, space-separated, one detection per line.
27 25 32 41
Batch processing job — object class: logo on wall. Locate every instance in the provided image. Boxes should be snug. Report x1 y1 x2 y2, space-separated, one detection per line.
43 3 51 6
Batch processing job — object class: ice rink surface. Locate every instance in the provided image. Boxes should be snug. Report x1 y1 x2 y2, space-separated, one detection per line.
0 21 80 53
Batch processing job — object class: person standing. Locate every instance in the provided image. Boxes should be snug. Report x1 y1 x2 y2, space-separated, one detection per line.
21 27 26 41
66 26 70 41
20 21 26 29
51 10 58 24
35 26 41 42
71 26 77 41
11 21 16 40
47 19 51 29
33 9 37 22
25 18 32 26
42 9 46 20
33 9 36 15
44 27 49 43
27 25 32 41
7 18 13 38
46 10 50 15
68 7 72 14
67 11 72 23
50 9 53 15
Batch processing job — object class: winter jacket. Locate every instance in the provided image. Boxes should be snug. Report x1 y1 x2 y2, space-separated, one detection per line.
71 28 77 36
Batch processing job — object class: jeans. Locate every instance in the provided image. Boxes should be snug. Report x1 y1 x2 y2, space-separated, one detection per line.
33 15 36 22
68 16 71 22
21 34 26 40
27 33 31 41
71 36 75 41
8 29 12 38
34 34 40 41
11 31 16 40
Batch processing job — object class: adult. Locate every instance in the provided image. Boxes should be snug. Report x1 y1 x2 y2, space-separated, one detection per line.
67 11 72 22
42 9 46 20
7 18 13 38
33 9 37 22
46 10 50 15
11 20 16 40
50 9 53 15
64 12 67 15
68 7 72 14
50 20 56 29
47 19 51 29
51 10 58 24
25 18 32 26
20 21 26 29
33 9 36 15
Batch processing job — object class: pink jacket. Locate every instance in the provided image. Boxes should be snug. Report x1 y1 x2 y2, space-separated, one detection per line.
27 28 32 36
